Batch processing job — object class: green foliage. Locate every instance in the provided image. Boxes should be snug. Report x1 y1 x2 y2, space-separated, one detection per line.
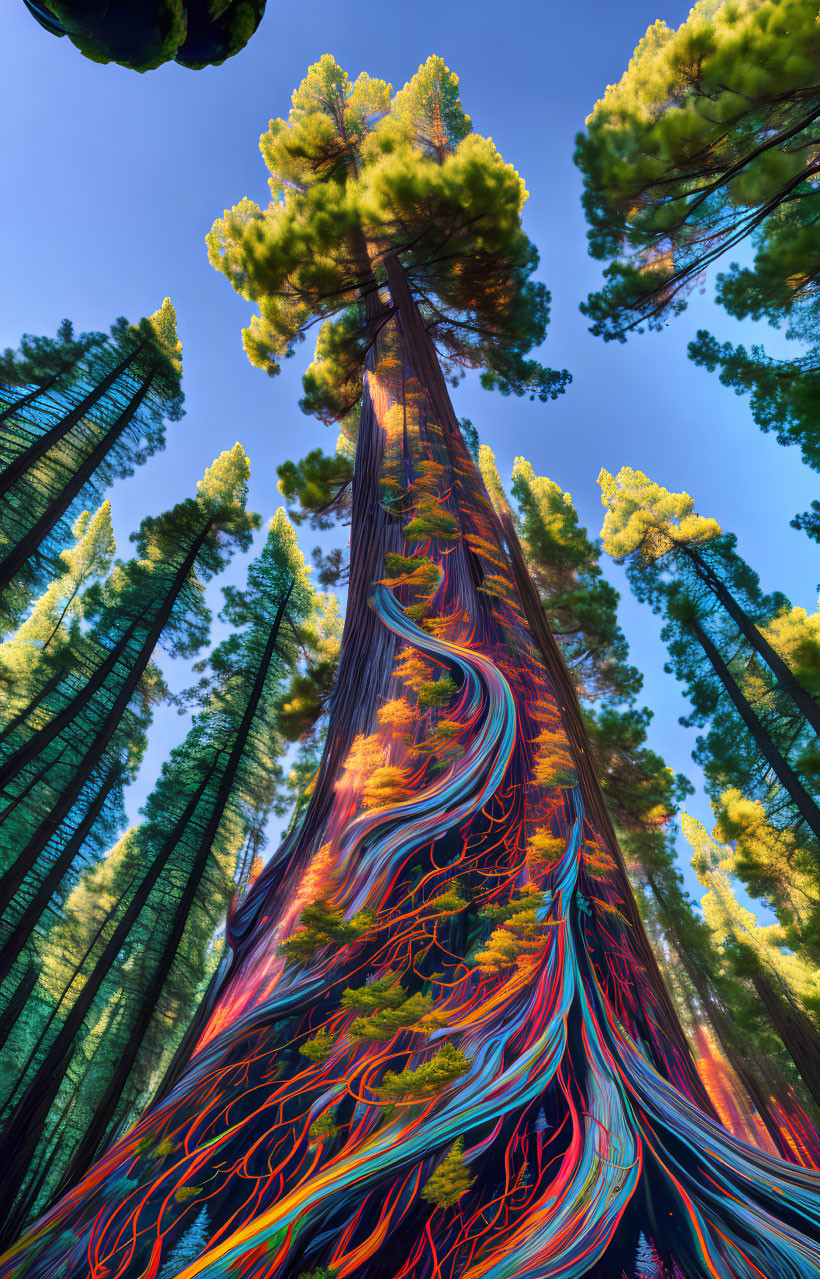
308 1113 339 1144
299 1030 336 1063
510 455 642 704
280 899 374 965
0 490 315 1217
209 53 568 423
597 464 820 1066
276 450 354 530
421 1138 475 1208
416 676 458 709
598 467 818 839
342 977 447 1041
0 318 104 389
486 452 797 1103
341 973 407 1012
576 0 820 336
479 889 545 926
0 303 184 634
378 1042 471 1098
685 812 820 1038
576 1 820 514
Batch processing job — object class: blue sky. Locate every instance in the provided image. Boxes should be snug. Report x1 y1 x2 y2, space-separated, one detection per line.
1 1 816 896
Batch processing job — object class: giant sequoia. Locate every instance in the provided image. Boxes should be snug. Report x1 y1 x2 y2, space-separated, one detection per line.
4 55 820 1279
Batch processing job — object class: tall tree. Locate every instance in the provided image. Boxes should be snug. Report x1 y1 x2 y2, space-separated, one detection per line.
22 0 267 70
6 55 820 1279
0 446 257 981
575 0 820 533
207 52 569 419
0 502 148 1044
712 788 820 973
0 300 184 633
0 319 105 419
685 811 820 1109
0 501 116 718
0 511 315 1234
575 0 820 339
598 466 820 842
476 448 808 1149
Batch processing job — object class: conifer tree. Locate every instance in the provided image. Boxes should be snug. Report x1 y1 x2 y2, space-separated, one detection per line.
7 54 820 1279
685 812 820 1109
599 467 820 844
0 509 311 1232
0 501 116 719
155 1208 211 1279
0 319 105 419
576 0 820 339
23 0 266 70
713 788 820 970
0 300 184 633
0 447 257 997
207 54 568 417
476 449 804 1143
575 0 820 530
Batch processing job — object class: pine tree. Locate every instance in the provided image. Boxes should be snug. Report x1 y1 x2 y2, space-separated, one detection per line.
420 1138 475 1208
576 0 820 339
575 0 820 531
634 1230 662 1279
599 466 820 843
0 508 311 1232
477 449 803 1149
8 53 820 1279
155 1208 211 1279
685 812 820 1110
0 501 116 722
0 319 105 417
0 300 183 633
23 0 266 70
0 444 256 870
0 444 257 1132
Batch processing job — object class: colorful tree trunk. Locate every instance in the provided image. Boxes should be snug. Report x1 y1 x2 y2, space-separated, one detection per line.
3 276 820 1279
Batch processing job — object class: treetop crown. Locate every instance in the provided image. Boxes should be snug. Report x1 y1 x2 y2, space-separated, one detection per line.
208 53 568 418
598 466 722 561
197 442 251 512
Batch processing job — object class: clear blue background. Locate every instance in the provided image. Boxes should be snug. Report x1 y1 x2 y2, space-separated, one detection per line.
1 1 815 898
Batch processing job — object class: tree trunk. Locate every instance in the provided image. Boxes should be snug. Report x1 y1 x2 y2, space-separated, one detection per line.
687 545 820 740
0 755 221 1219
0 742 71 834
0 763 121 984
0 619 141 789
0 519 213 911
0 372 155 596
0 964 37 1053
639 871 789 1149
0 1042 80 1247
690 618 820 843
0 668 67 746
17 1091 80 1231
0 875 141 1122
751 969 820 1110
0 344 144 500
380 249 715 1117
0 371 63 426
57 589 293 1192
